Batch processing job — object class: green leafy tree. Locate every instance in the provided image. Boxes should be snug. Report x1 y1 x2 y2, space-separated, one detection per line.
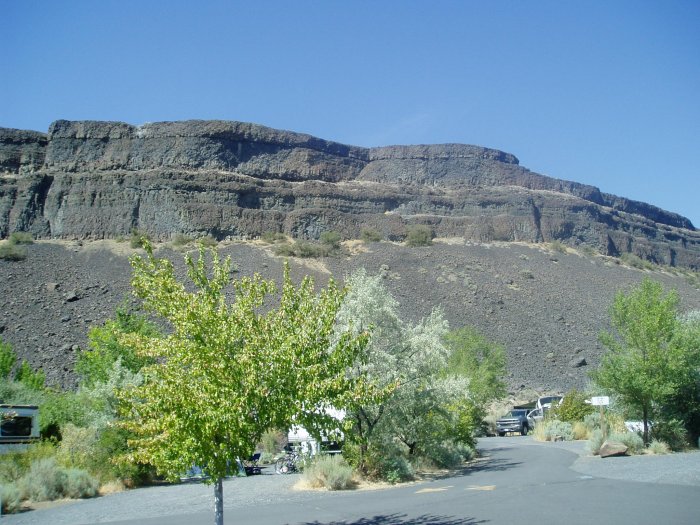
336 269 471 475
76 306 158 387
443 327 507 406
548 389 594 423
116 243 371 525
591 279 698 444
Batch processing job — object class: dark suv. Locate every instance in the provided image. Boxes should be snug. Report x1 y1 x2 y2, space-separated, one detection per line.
496 409 532 436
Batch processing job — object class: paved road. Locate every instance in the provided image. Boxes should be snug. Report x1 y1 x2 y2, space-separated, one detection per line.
4 437 699 524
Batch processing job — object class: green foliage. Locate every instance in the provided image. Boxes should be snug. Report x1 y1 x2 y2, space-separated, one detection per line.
272 242 297 256
129 228 150 249
549 389 595 423
591 278 700 444
540 420 574 441
0 482 21 513
337 269 472 479
586 429 605 455
320 231 342 249
272 240 334 258
647 439 670 455
302 454 354 490
651 418 689 451
76 306 157 387
0 337 16 379
443 327 507 406
620 252 655 270
171 234 193 247
608 431 645 455
260 430 285 455
548 240 567 253
405 225 433 247
62 467 99 498
360 228 382 243
198 235 218 247
261 231 287 244
14 360 45 391
0 242 28 260
117 243 372 491
17 457 97 502
9 232 34 245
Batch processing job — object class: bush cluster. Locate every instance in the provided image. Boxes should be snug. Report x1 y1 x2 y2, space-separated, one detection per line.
0 231 33 260
548 389 594 423
301 454 354 490
360 228 382 243
404 225 433 247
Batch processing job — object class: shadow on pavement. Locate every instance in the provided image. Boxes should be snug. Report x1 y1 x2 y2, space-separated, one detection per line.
299 513 488 525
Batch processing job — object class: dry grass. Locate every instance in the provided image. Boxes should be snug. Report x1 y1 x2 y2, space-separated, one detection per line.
98 480 126 495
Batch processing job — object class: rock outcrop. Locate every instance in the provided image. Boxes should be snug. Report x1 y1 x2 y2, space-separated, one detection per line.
1 119 698 268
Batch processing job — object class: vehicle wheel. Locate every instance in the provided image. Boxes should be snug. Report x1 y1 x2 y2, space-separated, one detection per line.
498 432 505 437
521 425 529 436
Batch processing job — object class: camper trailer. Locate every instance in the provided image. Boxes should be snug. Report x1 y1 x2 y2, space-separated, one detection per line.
1 404 40 452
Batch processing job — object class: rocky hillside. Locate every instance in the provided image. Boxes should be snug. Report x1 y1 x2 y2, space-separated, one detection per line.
1 238 699 393
1 119 699 394
1 120 698 269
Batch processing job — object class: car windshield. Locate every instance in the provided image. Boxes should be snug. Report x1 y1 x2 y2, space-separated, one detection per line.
507 410 526 417
539 397 560 405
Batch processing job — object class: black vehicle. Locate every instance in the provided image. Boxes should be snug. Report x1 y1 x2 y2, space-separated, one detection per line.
496 409 532 436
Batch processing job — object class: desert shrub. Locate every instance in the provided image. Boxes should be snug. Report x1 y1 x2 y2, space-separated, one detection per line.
302 454 354 490
57 424 99 470
587 429 605 455
62 468 99 498
609 431 644 455
360 228 382 242
9 232 34 244
0 482 21 514
260 429 285 455
0 242 28 261
261 231 287 244
346 442 413 483
572 421 590 440
129 228 150 249
583 411 627 434
548 240 567 253
619 252 655 270
405 225 433 247
198 235 218 247
647 439 670 455
541 420 574 441
424 441 474 468
320 231 342 249
18 457 67 501
651 418 689 451
17 457 98 502
549 389 594 423
296 241 329 258
272 243 297 256
0 439 57 484
171 234 193 247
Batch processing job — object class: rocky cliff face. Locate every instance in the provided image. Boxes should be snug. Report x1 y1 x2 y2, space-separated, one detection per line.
1 119 698 268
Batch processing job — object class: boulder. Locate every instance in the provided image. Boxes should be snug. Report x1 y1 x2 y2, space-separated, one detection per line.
600 440 628 458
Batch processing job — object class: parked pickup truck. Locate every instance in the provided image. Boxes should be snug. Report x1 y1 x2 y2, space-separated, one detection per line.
496 409 534 436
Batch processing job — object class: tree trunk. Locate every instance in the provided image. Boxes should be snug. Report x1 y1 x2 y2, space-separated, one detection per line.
214 478 223 525
642 405 649 446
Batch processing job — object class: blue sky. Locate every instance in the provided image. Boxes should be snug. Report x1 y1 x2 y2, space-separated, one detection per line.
3 1 699 228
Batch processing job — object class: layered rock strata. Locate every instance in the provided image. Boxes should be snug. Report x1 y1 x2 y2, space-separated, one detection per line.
1 120 698 268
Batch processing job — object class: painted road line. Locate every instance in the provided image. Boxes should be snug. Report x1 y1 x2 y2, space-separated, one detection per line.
466 485 496 491
415 486 453 494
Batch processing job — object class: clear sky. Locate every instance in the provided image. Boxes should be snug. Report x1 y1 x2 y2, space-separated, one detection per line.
3 1 699 228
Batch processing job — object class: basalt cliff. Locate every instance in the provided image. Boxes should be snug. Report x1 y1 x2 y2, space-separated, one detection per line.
1 119 698 269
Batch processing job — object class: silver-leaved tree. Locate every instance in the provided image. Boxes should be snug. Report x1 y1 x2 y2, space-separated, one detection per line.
117 243 372 525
